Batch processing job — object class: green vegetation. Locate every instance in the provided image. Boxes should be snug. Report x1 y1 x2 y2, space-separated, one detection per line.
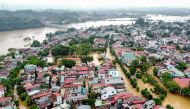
27 56 47 67
176 62 187 71
60 59 76 68
39 48 50 57
82 91 97 107
135 18 145 27
166 104 174 109
146 30 154 37
181 87 190 96
141 88 153 100
153 68 158 76
129 78 138 88
153 98 162 105
161 72 180 93
80 56 93 63
31 40 41 47
52 45 70 56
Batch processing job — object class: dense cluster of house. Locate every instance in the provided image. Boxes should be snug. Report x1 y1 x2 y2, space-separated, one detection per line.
1 17 190 109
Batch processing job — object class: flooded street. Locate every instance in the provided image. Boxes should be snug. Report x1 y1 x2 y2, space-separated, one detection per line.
147 67 190 109
0 27 58 55
14 85 29 109
103 47 190 109
105 48 142 97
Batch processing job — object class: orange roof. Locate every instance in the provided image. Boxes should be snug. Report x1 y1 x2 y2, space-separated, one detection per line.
63 84 82 88
32 92 52 99
0 97 12 102
173 78 190 88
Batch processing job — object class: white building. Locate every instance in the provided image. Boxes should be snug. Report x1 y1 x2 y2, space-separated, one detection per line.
101 87 117 100
108 69 120 77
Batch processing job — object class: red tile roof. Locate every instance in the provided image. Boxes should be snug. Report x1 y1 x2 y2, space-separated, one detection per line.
25 84 40 90
0 97 12 102
32 92 52 99
173 78 190 88
63 84 82 88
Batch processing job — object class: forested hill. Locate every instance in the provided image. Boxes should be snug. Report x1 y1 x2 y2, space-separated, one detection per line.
1 8 190 31
0 10 81 31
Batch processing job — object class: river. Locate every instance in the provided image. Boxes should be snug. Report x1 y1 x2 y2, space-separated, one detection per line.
1 15 190 55
0 27 58 54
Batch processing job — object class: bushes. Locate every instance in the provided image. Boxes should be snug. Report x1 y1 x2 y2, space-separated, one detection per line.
129 78 138 88
60 59 76 68
144 74 158 86
31 40 41 47
136 72 143 79
52 45 70 56
81 56 93 63
153 98 162 105
181 87 190 96
166 104 174 109
161 73 180 93
141 88 153 100
153 67 158 76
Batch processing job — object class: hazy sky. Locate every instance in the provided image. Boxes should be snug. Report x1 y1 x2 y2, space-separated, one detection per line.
1 0 190 10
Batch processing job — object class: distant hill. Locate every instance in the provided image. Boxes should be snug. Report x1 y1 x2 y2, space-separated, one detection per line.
0 8 190 31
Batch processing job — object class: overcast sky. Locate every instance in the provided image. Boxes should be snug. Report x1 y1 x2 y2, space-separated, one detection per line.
1 0 190 10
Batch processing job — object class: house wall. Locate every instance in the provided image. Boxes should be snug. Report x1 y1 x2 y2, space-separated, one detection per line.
0 90 4 98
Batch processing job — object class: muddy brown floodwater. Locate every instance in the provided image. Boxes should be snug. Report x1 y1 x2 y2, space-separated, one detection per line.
0 27 58 55
147 67 190 109
105 47 190 109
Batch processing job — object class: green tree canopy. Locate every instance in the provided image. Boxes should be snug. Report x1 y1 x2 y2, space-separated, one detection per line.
52 45 70 56
61 59 76 68
31 40 41 47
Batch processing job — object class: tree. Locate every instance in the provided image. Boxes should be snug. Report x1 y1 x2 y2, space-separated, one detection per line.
161 72 173 83
166 104 174 109
77 43 93 55
61 59 76 68
42 40 48 45
140 55 147 63
31 40 41 47
176 62 187 71
39 48 50 57
153 68 158 76
136 72 143 79
135 18 145 27
52 45 70 56
167 81 180 93
153 98 162 105
30 105 39 109
146 30 154 37
25 95 34 106
141 88 153 100
141 63 149 73
81 56 93 63
129 66 136 75
181 87 190 96
27 56 46 67
20 92 27 101
14 100 19 107
17 85 25 95
83 92 97 107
